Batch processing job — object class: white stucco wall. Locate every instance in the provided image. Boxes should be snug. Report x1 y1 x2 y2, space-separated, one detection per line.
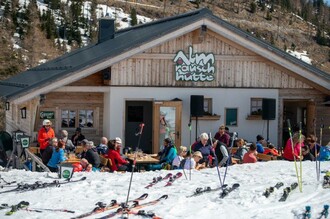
106 87 279 147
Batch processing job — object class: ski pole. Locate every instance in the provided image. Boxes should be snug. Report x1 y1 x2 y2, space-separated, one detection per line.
287 119 300 191
188 119 192 181
222 132 237 186
125 123 144 207
209 133 223 188
298 122 303 192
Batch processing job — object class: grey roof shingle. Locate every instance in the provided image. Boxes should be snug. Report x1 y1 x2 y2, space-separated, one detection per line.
0 8 329 100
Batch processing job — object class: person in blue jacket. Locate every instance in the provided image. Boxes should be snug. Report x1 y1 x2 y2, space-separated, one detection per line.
148 138 177 171
47 140 67 172
194 133 215 167
256 135 265 154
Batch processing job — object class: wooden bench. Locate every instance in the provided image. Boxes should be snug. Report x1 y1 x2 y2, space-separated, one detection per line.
257 153 277 161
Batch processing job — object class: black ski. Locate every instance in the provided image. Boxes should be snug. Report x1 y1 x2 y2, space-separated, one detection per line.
5 201 30 215
187 184 228 198
0 177 86 194
279 182 298 202
145 173 172 189
318 204 329 219
323 173 330 189
303 206 312 219
263 182 284 198
220 183 240 199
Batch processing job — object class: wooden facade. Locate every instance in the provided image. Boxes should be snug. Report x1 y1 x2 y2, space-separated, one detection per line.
111 30 312 90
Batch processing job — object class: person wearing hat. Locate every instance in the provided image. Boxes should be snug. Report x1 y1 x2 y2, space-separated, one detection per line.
256 135 265 154
38 119 55 155
71 127 86 146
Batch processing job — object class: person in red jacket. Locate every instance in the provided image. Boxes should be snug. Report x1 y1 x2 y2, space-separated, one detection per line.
106 140 129 172
38 119 55 155
263 143 279 156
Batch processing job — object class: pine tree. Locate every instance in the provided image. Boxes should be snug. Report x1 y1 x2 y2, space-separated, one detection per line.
130 8 138 26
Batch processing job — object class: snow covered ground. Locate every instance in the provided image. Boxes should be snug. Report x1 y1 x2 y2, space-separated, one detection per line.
0 161 329 219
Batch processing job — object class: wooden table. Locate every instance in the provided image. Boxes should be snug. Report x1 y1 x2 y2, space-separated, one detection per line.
127 154 159 171
64 154 81 164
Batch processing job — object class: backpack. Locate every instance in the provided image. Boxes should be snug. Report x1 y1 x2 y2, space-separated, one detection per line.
318 146 330 161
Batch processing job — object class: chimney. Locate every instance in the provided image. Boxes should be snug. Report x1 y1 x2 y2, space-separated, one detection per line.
98 17 115 43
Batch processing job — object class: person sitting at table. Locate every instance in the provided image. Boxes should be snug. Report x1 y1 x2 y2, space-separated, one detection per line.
47 140 67 172
243 143 258 164
212 138 230 167
172 146 187 169
148 138 177 171
106 140 129 172
59 129 75 152
214 124 230 147
42 138 57 165
96 137 108 155
263 143 279 156
183 151 204 170
194 133 215 167
71 127 85 146
256 135 265 154
80 140 100 168
232 138 248 162
73 158 91 172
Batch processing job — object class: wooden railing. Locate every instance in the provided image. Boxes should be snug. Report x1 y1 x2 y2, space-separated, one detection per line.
25 149 50 172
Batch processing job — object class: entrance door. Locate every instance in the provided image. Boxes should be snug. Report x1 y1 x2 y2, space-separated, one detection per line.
153 101 182 153
125 101 153 153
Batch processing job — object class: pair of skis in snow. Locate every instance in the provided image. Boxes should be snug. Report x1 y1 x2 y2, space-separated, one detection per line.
187 183 240 199
71 193 167 219
1 201 75 215
145 172 183 188
0 176 86 194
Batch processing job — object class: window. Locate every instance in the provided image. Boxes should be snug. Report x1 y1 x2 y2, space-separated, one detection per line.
203 98 212 115
61 109 94 128
250 98 262 115
225 108 238 126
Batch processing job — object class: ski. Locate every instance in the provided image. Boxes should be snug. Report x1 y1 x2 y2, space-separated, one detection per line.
24 207 75 213
97 195 168 219
127 209 162 219
187 184 228 198
164 172 183 187
323 172 330 189
71 193 148 219
303 206 312 219
263 182 284 198
5 201 30 215
0 174 16 185
0 177 86 194
145 173 172 189
318 204 329 219
279 182 298 202
220 183 240 199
